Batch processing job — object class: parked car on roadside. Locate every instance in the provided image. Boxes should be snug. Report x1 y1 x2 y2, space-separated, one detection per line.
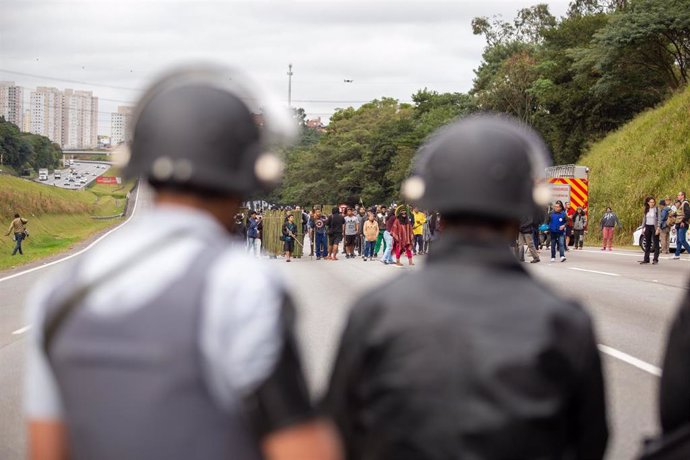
634 225 689 252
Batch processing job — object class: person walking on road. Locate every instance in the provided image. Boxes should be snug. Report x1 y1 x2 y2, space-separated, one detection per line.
572 207 587 250
518 213 540 263
246 210 260 257
391 206 414 267
309 208 328 260
362 211 379 261
600 207 621 251
412 206 426 255
343 208 359 259
549 200 568 262
659 199 672 254
24 66 341 460
373 205 387 257
356 207 366 257
380 211 396 265
323 115 608 460
326 207 345 261
282 214 298 262
639 196 661 265
6 213 28 256
673 192 690 260
564 202 573 252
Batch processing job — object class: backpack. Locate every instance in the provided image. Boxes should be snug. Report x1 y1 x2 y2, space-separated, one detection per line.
666 210 677 229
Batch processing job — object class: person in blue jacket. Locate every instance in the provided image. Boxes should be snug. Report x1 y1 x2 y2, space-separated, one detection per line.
549 200 568 262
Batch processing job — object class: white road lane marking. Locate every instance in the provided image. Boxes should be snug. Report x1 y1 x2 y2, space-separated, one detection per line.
580 249 639 258
568 267 620 277
0 184 141 284
581 249 690 261
598 344 662 377
12 325 31 335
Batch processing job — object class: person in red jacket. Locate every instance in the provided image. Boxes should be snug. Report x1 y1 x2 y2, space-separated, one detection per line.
391 206 414 266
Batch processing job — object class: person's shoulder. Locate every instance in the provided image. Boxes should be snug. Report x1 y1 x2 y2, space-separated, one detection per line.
209 246 286 294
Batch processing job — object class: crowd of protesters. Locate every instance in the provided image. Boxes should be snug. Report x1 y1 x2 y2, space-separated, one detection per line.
515 191 690 266
234 203 442 265
234 191 690 267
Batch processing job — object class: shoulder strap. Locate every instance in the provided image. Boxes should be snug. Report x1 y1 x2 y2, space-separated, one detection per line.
43 229 189 355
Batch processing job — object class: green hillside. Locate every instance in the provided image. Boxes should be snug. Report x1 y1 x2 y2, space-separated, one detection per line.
581 86 690 244
0 174 134 271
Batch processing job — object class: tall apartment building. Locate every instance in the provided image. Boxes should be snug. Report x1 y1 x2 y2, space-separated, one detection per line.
62 89 98 149
0 81 24 128
29 87 99 148
111 105 133 146
30 87 63 145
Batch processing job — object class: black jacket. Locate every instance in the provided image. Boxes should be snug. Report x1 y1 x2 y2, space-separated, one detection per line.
519 215 538 234
660 284 690 433
323 234 609 460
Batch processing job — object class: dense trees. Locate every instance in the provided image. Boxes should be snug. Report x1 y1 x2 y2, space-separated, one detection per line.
0 118 63 173
278 92 474 206
273 0 689 205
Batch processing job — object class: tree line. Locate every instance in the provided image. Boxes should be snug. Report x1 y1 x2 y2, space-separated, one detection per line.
273 0 690 206
0 117 63 174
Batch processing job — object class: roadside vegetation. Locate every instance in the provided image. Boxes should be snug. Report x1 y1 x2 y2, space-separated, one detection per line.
582 86 690 244
0 118 63 174
0 173 135 271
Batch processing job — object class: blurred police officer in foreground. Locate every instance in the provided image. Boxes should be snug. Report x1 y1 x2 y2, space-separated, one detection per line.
25 66 341 460
322 115 608 460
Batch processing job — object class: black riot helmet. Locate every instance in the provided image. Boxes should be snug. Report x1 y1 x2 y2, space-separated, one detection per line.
123 65 295 196
402 114 552 222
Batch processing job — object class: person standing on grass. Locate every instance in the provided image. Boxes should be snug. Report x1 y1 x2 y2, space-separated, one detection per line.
673 192 690 260
6 213 28 256
600 207 621 251
282 214 298 263
549 201 567 263
572 207 587 250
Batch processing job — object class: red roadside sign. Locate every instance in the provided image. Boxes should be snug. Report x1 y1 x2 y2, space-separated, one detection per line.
96 176 120 185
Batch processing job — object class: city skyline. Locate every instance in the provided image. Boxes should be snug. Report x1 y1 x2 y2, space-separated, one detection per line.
1 1 572 130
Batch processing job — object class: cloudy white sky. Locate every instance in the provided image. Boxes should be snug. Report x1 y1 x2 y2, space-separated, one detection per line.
1 0 571 135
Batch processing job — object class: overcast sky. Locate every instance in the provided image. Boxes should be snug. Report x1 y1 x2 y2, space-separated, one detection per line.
0 0 571 135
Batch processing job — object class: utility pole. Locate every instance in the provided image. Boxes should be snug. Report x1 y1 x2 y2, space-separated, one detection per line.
287 63 293 108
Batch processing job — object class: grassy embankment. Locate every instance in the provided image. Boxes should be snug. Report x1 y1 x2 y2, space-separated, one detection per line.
0 172 134 271
580 86 690 245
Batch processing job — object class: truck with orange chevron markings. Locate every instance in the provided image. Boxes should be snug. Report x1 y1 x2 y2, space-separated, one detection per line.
545 165 589 221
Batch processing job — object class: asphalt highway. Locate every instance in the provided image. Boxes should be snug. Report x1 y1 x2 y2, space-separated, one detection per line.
36 161 111 190
0 196 688 459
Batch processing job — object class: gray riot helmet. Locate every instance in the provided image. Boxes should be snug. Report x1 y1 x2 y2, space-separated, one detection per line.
123 65 295 196
402 114 552 222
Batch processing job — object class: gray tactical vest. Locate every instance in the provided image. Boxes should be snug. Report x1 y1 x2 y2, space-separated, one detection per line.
46 246 263 460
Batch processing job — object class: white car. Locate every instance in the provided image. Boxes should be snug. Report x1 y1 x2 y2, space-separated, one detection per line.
633 225 689 252
80 178 87 184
